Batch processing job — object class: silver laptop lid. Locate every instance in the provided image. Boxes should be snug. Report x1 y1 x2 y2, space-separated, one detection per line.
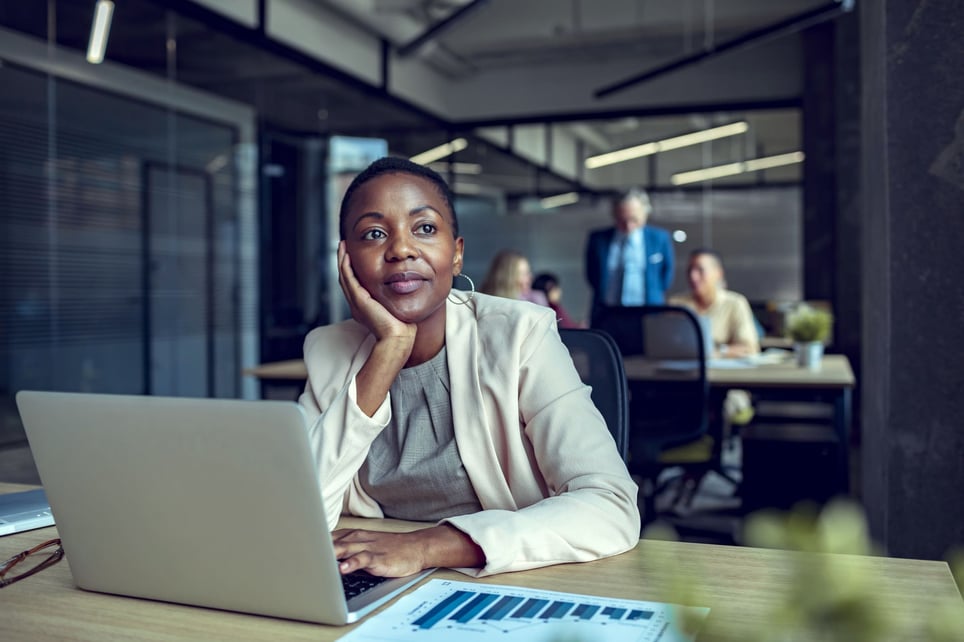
15 391 426 625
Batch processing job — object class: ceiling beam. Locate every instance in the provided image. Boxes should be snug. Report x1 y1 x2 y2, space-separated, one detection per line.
397 0 490 57
594 0 855 99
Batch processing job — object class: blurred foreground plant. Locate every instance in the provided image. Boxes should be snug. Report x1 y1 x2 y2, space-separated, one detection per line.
745 500 964 642
743 501 894 642
641 501 964 642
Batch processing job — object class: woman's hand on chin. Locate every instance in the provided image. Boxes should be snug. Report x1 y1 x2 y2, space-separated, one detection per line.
338 241 416 347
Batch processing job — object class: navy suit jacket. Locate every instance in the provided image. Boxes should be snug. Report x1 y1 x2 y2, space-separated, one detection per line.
585 225 675 323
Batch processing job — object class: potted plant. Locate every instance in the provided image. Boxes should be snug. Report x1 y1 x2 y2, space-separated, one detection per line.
785 304 833 369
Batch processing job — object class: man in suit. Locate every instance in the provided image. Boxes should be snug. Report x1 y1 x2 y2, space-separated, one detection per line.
585 188 675 326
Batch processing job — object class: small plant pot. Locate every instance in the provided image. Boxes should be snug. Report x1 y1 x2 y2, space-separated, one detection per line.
795 341 824 370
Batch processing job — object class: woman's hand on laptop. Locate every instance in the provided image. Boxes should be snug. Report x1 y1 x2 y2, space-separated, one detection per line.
332 524 485 577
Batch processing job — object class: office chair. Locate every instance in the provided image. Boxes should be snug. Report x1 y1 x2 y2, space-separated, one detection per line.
558 328 629 462
593 305 721 524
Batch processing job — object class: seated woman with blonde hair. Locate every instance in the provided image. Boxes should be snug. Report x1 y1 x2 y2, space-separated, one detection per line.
299 157 639 579
480 250 549 306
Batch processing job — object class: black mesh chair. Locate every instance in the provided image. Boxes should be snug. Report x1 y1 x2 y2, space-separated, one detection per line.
593 305 717 523
558 328 629 462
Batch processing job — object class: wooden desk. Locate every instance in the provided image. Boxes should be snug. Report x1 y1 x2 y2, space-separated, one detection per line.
243 360 308 400
2 484 960 641
242 359 307 381
624 354 856 490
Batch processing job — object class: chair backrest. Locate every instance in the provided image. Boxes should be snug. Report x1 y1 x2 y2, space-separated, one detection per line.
592 305 710 462
558 328 629 462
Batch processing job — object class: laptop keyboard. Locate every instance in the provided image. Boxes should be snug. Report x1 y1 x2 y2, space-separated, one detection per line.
341 571 391 600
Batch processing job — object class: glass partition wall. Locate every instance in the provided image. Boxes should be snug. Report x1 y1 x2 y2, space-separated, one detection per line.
0 0 804 415
0 4 259 465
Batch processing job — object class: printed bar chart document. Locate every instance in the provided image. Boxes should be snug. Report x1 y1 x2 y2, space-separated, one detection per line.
339 579 709 642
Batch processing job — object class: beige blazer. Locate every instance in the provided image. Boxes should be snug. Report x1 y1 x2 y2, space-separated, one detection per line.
299 292 640 576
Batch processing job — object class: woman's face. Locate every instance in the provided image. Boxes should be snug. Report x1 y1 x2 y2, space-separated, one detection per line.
516 258 533 293
342 172 463 326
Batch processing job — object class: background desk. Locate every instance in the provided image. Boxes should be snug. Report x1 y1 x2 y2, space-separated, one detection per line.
245 355 857 489
624 353 855 492
245 355 855 391
2 483 959 641
243 359 308 399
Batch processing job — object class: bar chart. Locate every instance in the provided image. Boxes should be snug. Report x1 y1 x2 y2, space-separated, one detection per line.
341 579 708 642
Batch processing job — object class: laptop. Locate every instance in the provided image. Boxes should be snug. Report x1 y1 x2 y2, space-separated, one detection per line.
0 488 54 536
15 390 432 625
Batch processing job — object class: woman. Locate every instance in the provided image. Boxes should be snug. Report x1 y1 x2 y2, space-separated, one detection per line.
670 248 759 358
299 157 639 579
480 250 549 306
532 272 585 329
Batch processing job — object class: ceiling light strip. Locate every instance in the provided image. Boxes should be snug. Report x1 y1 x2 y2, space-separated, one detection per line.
410 138 468 165
585 121 749 169
670 151 805 185
86 0 115 64
539 192 580 208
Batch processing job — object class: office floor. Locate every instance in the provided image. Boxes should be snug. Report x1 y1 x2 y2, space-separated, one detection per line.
646 439 745 545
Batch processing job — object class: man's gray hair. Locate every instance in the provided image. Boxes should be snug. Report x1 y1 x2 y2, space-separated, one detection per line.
617 188 652 212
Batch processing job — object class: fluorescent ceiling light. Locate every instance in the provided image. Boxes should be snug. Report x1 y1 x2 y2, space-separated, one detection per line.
585 121 749 169
428 161 482 175
539 192 580 209
671 151 805 185
86 0 115 64
410 138 468 165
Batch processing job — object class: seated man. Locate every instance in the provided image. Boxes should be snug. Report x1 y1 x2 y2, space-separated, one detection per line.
671 247 760 426
669 248 759 358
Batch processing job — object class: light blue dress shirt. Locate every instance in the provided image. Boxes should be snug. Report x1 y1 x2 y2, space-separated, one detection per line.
605 228 646 305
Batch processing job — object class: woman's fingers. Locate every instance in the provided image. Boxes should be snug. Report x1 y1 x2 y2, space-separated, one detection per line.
331 529 424 577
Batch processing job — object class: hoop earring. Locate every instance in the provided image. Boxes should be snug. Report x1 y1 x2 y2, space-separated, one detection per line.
448 273 475 305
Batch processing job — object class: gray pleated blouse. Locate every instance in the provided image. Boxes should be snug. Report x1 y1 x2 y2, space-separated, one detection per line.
358 346 483 521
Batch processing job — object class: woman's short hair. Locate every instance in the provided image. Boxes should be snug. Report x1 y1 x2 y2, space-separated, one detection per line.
338 156 458 240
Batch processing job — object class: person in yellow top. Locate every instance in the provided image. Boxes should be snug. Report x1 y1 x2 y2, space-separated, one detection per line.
669 248 760 358
670 248 760 425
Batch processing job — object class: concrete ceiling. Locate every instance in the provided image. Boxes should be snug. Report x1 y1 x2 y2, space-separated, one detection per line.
308 0 830 195
322 0 823 79
0 0 840 199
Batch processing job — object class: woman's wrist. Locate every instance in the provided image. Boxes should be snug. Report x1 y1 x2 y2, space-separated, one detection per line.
414 524 485 570
355 338 414 416
372 334 415 364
